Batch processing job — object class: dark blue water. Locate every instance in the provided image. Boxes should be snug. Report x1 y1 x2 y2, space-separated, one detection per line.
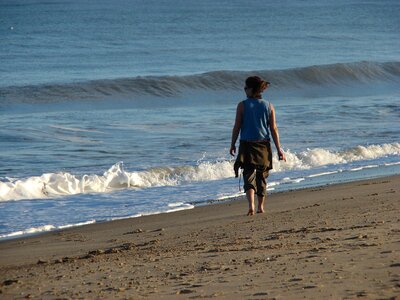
1 0 399 86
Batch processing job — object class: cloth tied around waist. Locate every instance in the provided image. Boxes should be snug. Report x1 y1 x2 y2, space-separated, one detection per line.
234 140 273 177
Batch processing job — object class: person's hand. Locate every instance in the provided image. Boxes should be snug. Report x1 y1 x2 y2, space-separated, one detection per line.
230 145 236 156
278 148 286 161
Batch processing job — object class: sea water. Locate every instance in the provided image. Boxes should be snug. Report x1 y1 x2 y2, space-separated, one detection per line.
0 0 399 239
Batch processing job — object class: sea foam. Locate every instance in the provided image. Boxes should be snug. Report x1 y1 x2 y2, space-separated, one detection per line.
0 220 96 240
1 143 398 202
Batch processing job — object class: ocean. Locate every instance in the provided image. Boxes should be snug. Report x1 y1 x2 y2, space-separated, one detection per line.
0 0 399 239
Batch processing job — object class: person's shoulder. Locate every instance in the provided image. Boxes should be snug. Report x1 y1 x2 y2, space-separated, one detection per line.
238 98 248 106
260 98 272 106
237 100 245 111
260 99 274 114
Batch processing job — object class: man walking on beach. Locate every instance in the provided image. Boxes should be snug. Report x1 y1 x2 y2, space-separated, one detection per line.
230 76 285 216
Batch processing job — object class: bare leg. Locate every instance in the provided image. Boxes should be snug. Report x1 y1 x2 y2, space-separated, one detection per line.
257 194 265 213
246 189 255 216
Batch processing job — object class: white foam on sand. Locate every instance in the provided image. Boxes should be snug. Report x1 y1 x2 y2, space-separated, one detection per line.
0 220 96 240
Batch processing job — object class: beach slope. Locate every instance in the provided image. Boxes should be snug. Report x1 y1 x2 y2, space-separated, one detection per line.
1 176 399 299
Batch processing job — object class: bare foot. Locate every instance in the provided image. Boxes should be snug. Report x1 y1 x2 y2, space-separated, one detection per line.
257 209 265 214
247 209 255 216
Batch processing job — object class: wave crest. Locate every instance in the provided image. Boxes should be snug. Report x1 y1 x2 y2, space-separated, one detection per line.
2 61 399 104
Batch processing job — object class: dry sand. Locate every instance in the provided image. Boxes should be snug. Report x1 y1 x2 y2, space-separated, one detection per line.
0 175 399 299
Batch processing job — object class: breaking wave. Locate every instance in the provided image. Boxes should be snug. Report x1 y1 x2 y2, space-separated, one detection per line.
1 61 399 104
1 143 399 202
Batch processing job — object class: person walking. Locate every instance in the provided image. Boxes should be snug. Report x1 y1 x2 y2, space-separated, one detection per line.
230 76 286 216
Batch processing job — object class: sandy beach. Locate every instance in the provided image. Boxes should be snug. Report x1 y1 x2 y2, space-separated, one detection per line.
0 175 399 299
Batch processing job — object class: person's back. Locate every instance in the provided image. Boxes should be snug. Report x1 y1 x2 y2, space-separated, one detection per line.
240 98 271 142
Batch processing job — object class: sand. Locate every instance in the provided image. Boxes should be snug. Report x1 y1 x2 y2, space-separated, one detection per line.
0 175 399 299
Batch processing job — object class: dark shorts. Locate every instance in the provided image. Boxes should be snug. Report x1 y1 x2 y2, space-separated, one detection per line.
243 164 270 197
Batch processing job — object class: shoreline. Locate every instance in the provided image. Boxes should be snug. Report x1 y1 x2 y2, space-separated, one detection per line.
2 168 399 243
1 175 399 299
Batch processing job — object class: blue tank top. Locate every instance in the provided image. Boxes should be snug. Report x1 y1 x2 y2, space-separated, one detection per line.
240 98 271 141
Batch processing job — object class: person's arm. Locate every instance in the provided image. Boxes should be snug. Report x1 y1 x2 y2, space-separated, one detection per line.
269 103 286 161
230 102 244 156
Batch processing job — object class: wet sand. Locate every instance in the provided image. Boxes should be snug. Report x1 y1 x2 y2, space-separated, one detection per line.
1 175 399 299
